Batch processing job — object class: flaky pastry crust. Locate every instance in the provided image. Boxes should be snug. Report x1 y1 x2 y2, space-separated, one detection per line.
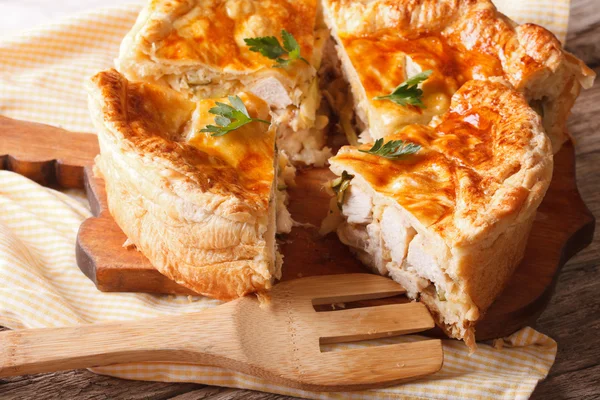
117 0 319 93
116 0 333 167
86 69 279 300
322 0 595 152
330 80 553 345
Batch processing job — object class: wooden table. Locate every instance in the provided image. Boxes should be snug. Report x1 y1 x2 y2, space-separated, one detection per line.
1 0 599 398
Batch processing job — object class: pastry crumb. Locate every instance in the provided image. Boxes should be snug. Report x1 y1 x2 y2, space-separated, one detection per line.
256 291 272 308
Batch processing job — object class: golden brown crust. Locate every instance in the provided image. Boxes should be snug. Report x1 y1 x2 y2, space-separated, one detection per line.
118 0 318 81
116 0 333 167
329 80 553 343
99 153 273 300
455 212 536 315
86 69 278 300
331 80 552 246
322 0 595 151
87 68 274 218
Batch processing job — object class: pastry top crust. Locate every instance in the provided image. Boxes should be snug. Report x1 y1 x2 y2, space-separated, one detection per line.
329 80 553 247
323 0 595 147
118 0 318 82
86 68 276 223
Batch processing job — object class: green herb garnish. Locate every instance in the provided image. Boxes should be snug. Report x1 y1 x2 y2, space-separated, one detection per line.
359 138 421 160
331 170 354 210
373 70 433 108
244 30 309 68
201 95 270 137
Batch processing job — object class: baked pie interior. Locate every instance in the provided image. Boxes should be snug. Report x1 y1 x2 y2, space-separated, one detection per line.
326 79 554 347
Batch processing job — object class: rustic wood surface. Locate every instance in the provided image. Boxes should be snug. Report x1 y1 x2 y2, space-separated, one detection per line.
1 0 599 398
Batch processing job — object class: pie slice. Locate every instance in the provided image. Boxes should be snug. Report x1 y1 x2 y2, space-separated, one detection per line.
117 0 331 166
86 69 290 300
325 80 553 348
321 0 595 152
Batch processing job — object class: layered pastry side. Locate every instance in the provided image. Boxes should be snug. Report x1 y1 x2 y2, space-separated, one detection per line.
116 0 332 166
86 68 292 300
325 80 554 348
321 0 595 152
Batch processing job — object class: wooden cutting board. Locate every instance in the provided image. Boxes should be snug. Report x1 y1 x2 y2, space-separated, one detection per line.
0 116 595 340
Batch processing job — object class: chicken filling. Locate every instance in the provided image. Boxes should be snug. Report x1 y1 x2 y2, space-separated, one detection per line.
333 182 477 333
160 28 333 166
275 151 295 234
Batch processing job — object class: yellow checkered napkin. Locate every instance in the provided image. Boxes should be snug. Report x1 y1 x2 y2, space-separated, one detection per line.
0 1 568 399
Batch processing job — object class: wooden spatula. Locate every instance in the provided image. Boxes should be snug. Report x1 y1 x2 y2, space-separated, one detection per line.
0 274 442 391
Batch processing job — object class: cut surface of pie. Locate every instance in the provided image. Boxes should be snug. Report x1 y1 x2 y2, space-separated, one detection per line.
321 0 595 152
117 0 332 166
326 80 553 347
86 68 287 300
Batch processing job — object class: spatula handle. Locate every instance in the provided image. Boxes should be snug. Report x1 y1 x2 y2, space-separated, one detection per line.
0 306 238 377
0 115 99 188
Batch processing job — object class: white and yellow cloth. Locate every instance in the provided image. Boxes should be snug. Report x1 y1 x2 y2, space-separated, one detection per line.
0 1 569 399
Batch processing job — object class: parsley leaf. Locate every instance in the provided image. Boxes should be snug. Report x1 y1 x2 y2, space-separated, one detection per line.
201 95 270 137
358 138 421 160
244 36 285 60
331 170 354 210
373 70 433 108
244 29 309 68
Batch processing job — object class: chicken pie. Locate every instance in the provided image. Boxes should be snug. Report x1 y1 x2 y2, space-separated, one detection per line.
117 0 331 165
86 69 290 300
321 0 595 152
326 80 553 347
